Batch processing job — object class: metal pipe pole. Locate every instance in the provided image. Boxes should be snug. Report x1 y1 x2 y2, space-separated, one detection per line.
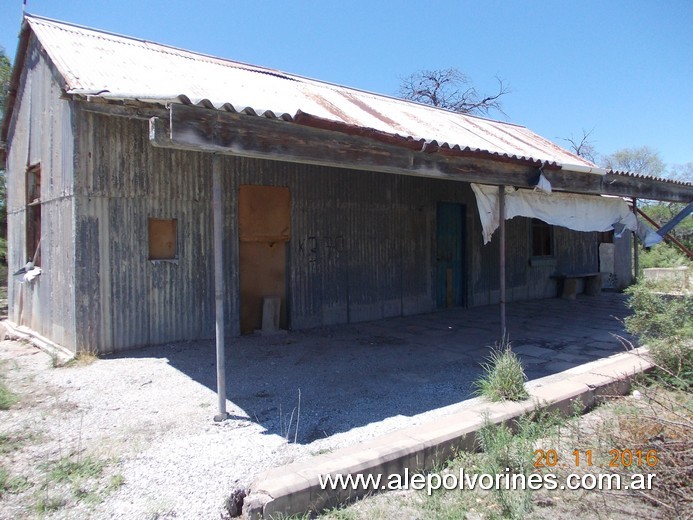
632 198 639 283
212 154 228 422
499 185 506 338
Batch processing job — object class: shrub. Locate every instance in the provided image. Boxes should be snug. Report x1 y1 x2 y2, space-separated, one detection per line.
638 243 691 272
624 280 692 387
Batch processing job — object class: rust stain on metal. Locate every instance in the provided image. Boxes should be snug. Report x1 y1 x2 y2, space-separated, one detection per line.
337 91 406 133
21 14 602 170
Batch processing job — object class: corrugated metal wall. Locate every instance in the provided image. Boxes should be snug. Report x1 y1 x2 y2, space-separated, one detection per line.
6 43 610 354
5 36 77 349
72 111 605 352
74 114 216 352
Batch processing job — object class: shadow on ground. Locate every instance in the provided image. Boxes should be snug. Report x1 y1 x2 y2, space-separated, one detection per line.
109 293 636 444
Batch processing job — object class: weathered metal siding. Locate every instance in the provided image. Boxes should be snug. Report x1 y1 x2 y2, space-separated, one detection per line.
467 211 601 305
264 168 478 329
5 35 77 349
227 163 439 330
74 113 218 352
71 110 614 352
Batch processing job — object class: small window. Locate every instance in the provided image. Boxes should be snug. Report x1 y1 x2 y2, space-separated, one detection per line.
531 218 553 257
148 218 177 260
26 164 42 265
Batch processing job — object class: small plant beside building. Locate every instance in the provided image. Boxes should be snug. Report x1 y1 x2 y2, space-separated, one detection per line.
474 337 529 402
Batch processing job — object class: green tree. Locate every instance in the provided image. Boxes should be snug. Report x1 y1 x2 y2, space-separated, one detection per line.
602 145 666 177
0 47 11 119
1 47 10 251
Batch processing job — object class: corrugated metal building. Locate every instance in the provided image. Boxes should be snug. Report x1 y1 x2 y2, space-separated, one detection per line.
2 15 691 354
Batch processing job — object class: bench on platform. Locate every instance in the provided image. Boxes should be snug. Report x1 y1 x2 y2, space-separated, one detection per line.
551 272 602 299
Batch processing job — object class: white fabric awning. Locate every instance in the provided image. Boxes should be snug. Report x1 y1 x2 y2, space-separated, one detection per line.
471 183 662 246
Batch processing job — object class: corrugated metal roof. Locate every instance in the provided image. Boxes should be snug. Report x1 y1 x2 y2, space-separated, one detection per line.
20 15 597 170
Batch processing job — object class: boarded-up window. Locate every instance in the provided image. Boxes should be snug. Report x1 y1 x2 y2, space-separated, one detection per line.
148 218 177 260
531 218 553 257
26 164 42 265
239 185 291 242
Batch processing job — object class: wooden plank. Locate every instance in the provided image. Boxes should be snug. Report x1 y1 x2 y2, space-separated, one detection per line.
148 105 693 202
76 99 169 120
239 242 287 334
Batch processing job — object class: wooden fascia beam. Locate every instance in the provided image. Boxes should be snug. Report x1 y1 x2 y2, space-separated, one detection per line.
148 104 693 202
149 105 540 187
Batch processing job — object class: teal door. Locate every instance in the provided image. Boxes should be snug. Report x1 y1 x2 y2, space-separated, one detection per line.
436 203 466 308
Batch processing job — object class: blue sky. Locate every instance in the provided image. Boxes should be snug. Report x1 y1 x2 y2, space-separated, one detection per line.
2 0 692 167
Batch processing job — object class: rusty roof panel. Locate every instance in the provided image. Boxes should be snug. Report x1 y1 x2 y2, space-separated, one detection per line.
25 14 598 171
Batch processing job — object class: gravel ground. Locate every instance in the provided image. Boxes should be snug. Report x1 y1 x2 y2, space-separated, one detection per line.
0 337 485 519
0 295 631 519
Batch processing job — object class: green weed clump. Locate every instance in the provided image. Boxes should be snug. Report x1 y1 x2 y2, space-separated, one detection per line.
475 411 562 520
47 456 105 484
0 466 31 496
624 280 692 387
0 379 17 410
474 339 529 402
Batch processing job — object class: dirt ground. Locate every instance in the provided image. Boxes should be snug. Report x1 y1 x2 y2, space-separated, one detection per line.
319 386 687 520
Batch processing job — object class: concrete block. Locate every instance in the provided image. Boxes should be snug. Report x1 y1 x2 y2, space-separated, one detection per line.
261 296 281 334
643 266 689 286
242 492 271 520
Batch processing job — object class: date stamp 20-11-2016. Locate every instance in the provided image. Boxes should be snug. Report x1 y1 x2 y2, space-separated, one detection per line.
534 448 659 469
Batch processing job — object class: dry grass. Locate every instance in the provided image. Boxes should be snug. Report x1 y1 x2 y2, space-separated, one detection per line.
64 349 99 368
609 387 692 517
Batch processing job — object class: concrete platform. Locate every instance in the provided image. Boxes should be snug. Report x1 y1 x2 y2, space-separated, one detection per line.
200 293 638 445
246 347 653 519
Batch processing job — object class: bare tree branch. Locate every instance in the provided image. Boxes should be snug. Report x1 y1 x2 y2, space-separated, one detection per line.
561 128 599 164
398 68 509 117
